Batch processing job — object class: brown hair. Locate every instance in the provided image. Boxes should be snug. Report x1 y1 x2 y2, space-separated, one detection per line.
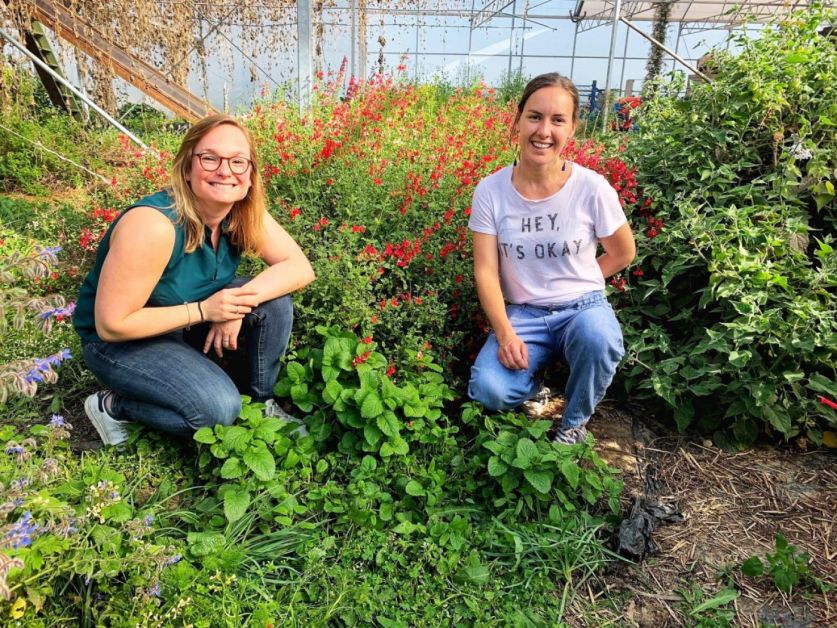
169 114 265 255
512 73 580 138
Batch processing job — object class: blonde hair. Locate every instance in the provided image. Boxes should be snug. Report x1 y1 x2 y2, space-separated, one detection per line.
169 114 265 255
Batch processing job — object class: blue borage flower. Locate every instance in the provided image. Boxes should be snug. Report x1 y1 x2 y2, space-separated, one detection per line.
23 349 72 384
37 302 76 320
4 443 23 456
164 554 182 566
2 511 39 549
49 414 66 428
36 245 62 258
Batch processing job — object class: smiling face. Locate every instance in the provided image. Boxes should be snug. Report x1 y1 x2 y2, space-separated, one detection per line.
186 123 253 215
515 85 577 169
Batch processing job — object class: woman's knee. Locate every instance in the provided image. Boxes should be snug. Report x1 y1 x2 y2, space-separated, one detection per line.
468 368 528 411
254 294 293 325
569 309 625 363
186 388 241 430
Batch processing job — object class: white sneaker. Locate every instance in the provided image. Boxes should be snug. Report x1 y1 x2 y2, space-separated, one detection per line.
263 399 308 437
84 391 130 446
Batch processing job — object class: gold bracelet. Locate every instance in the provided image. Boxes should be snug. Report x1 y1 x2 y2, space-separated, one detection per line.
184 302 192 330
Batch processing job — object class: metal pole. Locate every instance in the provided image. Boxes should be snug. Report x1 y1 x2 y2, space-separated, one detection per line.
618 19 630 97
507 0 517 78
350 0 357 79
601 0 622 132
518 0 529 75
569 21 579 80
620 17 711 81
466 0 475 83
0 26 151 152
297 0 313 113
414 12 420 80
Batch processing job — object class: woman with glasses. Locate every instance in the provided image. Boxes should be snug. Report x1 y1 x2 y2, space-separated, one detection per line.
74 114 315 446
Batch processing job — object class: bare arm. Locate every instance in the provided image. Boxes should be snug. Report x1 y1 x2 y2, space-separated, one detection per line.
244 211 315 300
597 223 636 278
473 232 528 370
202 212 315 357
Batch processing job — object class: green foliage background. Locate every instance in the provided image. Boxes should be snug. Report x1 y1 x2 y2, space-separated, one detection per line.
613 7 837 444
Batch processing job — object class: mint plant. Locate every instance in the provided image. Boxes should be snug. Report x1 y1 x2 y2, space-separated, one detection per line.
741 533 830 595
274 325 455 459
462 403 622 517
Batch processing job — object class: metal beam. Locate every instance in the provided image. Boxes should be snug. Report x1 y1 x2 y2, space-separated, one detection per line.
471 0 516 28
297 0 312 112
620 16 711 81
0 26 151 152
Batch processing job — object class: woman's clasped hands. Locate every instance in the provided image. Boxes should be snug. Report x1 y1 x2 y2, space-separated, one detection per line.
201 286 260 356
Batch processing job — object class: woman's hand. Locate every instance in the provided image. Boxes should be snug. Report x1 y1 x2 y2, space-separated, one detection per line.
497 332 529 370
201 286 260 322
204 319 243 357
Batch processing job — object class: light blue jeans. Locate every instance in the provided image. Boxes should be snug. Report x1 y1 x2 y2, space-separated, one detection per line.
468 291 624 429
82 287 293 437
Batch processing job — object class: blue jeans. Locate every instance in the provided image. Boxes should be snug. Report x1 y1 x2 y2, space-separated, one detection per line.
468 291 624 429
82 291 293 437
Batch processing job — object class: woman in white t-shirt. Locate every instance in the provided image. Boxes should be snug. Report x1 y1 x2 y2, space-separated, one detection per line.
467 73 636 445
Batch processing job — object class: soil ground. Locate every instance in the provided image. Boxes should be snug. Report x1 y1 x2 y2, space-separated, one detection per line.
577 401 837 627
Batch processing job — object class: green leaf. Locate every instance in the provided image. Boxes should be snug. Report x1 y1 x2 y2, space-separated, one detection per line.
193 427 216 444
523 469 553 494
560 459 580 489
460 564 490 585
808 374 837 398
360 391 384 419
376 412 399 437
101 501 132 523
741 556 764 577
405 480 424 497
286 361 306 384
222 425 251 452
363 423 383 446
389 437 409 456
244 446 276 481
187 531 226 557
323 379 343 404
515 438 538 464
224 486 251 522
690 589 739 615
220 457 244 479
487 456 508 477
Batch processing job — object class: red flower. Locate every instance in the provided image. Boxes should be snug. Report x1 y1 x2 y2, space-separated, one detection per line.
610 276 627 292
362 336 373 344
290 208 302 220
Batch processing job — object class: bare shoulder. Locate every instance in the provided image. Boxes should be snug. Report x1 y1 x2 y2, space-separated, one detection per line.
111 205 176 248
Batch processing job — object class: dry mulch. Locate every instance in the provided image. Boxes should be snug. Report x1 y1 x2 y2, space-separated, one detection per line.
569 401 837 627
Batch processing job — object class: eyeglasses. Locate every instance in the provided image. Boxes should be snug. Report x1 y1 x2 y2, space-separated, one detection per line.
193 152 252 175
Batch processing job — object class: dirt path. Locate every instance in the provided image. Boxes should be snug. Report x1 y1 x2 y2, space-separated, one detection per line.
581 402 837 627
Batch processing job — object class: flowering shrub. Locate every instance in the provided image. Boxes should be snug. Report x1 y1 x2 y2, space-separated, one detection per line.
0 236 73 402
0 419 188 621
613 6 837 444
246 77 640 379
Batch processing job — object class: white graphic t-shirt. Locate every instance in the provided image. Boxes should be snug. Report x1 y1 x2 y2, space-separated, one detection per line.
468 163 627 306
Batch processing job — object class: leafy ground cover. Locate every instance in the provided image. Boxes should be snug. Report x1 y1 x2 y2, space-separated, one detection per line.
1 5 836 624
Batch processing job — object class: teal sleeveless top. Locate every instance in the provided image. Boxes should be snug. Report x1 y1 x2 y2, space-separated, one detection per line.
74 189 241 344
